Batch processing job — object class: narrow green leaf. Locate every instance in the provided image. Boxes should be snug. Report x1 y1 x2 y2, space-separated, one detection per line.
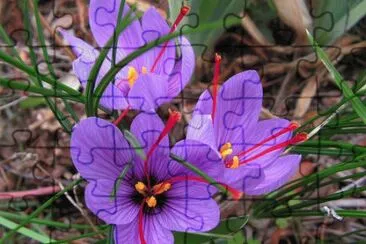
313 0 366 45
0 78 85 104
253 159 366 217
110 163 131 199
33 0 79 122
0 215 55 243
0 49 81 96
85 5 137 116
0 210 96 230
0 178 83 242
174 216 249 244
307 30 366 124
122 129 147 160
20 0 73 133
19 97 46 109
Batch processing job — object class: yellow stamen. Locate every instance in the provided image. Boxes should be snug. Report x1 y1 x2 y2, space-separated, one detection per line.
127 67 138 87
135 181 147 195
141 66 148 74
145 196 157 208
228 156 240 169
219 142 233 159
152 182 171 195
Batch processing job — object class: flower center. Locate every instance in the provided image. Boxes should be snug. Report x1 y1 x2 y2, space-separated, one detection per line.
225 123 307 169
134 181 172 208
219 142 233 159
127 66 138 87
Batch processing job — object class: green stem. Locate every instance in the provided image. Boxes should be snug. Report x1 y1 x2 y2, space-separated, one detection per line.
85 6 136 116
0 49 80 96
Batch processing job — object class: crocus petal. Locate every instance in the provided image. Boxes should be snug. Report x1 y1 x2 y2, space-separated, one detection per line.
130 112 170 179
238 118 293 168
59 29 99 62
141 7 175 75
156 180 220 233
222 163 265 193
194 70 263 146
166 36 195 98
70 117 133 180
186 114 217 150
128 73 169 111
89 0 144 52
170 139 222 180
244 155 301 195
85 179 139 225
60 30 129 110
114 217 174 244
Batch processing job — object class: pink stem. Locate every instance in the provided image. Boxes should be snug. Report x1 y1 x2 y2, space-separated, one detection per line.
0 186 61 200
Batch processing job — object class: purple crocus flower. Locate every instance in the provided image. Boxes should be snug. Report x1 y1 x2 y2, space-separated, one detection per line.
70 113 223 243
61 0 194 111
186 68 305 195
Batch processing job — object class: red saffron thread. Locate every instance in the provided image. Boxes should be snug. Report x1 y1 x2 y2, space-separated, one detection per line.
144 110 181 188
211 53 222 122
150 6 190 72
166 175 243 200
138 202 147 244
113 106 131 126
237 122 299 158
225 132 307 168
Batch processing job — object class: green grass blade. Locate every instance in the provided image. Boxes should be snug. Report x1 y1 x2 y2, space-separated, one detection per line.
0 178 83 243
0 49 80 96
0 78 85 103
0 216 55 243
306 30 366 124
0 25 22 60
0 210 95 230
85 5 136 116
21 0 73 133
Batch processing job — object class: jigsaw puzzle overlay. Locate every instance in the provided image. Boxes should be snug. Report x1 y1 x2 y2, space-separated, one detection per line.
0 0 365 243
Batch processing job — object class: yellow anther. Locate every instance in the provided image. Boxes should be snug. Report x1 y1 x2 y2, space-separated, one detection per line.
152 182 171 195
219 142 233 159
127 66 138 87
141 66 148 74
135 181 147 195
145 196 157 208
228 156 240 169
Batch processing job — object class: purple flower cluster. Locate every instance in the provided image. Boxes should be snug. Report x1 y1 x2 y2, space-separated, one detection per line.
61 0 194 111
66 1 304 243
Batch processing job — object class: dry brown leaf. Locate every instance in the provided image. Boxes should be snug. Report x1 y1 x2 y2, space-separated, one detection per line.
272 0 312 43
294 77 317 119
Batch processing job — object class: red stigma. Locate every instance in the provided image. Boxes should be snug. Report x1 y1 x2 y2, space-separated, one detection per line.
138 203 147 244
150 5 190 72
225 123 306 168
235 132 308 167
144 109 181 188
113 106 131 126
211 53 222 122
237 122 299 158
167 175 242 200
